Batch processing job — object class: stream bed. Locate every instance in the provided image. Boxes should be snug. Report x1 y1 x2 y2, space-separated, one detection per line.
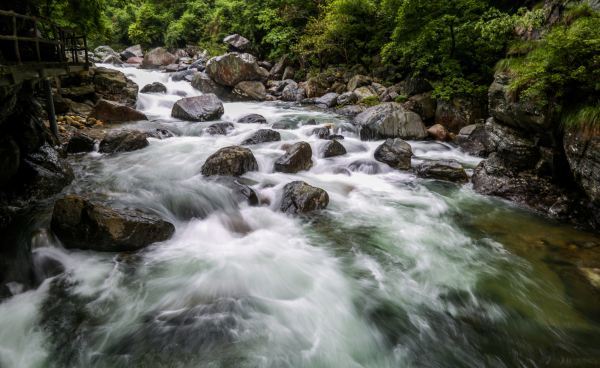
1 65 599 368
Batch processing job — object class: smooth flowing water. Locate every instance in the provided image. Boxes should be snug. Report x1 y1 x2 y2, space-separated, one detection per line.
1 66 599 368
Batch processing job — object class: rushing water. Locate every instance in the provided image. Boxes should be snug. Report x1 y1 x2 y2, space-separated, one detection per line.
1 65 600 368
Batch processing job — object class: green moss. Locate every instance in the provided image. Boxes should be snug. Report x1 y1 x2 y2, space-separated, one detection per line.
361 96 380 107
562 105 600 135
394 94 408 103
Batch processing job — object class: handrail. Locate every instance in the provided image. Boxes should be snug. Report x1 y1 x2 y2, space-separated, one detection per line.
0 9 88 66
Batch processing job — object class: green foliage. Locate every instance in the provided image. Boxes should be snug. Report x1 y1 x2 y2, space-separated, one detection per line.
394 94 408 103
361 96 380 107
562 105 600 135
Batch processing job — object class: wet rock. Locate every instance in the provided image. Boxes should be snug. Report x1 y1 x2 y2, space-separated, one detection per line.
427 124 450 141
140 82 167 94
90 99 147 123
374 138 412 170
120 44 143 60
312 127 330 139
223 34 251 52
354 102 427 140
403 92 437 122
322 140 346 158
171 94 224 122
190 72 232 100
564 128 600 204
171 69 195 82
51 195 175 252
347 75 372 92
145 129 175 140
205 122 234 136
66 132 95 153
32 251 65 284
102 55 123 65
142 47 178 69
337 92 358 107
205 53 269 87
354 86 378 103
416 160 468 183
201 146 259 176
234 81 267 100
455 123 491 157
305 77 329 98
280 181 329 215
487 118 539 171
435 97 486 133
348 160 381 174
99 130 149 153
272 120 298 130
304 119 318 126
94 45 119 61
315 93 339 108
274 142 313 173
19 144 74 199
237 114 267 124
209 177 259 206
281 81 306 102
92 67 138 107
328 134 344 140
336 104 366 117
241 129 281 145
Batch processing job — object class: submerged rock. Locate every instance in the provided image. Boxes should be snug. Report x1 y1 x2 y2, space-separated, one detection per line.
237 114 267 124
66 132 95 153
312 127 330 139
140 82 167 94
51 195 175 252
145 128 175 140
90 99 147 123
201 146 259 176
280 181 329 214
209 176 259 206
171 94 224 122
99 130 149 153
241 129 281 145
416 160 468 183
205 122 234 136
354 102 427 140
274 142 313 173
374 138 412 170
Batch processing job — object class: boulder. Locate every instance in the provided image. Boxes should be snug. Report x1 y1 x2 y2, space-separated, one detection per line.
120 44 143 60
241 129 281 145
305 77 329 98
238 114 267 124
205 53 269 87
374 138 412 170
403 92 437 121
102 55 123 65
126 56 143 64
322 140 346 158
140 82 167 94
455 123 491 157
208 176 259 206
354 86 378 102
92 67 138 107
416 160 468 183
142 47 178 69
171 94 224 122
337 92 358 106
201 146 259 176
347 75 372 92
281 81 306 101
315 93 339 108
435 97 486 133
51 195 175 252
234 81 267 100
312 127 330 139
270 55 289 79
66 132 95 153
347 159 381 174
486 118 539 171
280 181 329 215
205 122 234 135
488 72 550 132
90 99 147 123
145 129 175 140
94 45 119 61
354 102 428 140
564 129 600 204
336 105 366 117
223 34 251 52
190 72 232 99
99 130 149 153
427 124 450 141
274 142 313 173
171 69 195 82
282 66 295 81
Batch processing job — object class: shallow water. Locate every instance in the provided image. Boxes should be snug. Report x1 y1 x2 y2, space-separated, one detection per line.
1 65 599 368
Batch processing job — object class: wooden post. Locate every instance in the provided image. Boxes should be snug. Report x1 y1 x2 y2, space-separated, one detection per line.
43 78 59 139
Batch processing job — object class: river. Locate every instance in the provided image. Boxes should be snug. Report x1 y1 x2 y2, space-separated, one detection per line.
0 65 599 368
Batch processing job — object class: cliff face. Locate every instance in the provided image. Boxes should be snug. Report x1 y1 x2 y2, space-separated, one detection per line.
0 81 73 296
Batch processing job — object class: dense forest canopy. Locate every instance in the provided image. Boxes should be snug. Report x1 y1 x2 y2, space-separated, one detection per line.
4 0 597 127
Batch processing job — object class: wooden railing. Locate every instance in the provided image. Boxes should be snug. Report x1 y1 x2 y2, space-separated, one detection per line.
0 9 88 66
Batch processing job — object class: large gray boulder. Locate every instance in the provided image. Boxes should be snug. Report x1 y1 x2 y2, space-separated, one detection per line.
92 67 139 107
234 81 267 100
120 44 143 60
201 146 259 176
564 129 600 204
374 138 412 170
281 81 306 102
205 53 269 87
322 140 346 158
280 181 329 215
455 123 491 157
171 94 224 121
190 72 232 99
223 34 251 52
90 99 147 123
416 160 468 183
141 47 178 69
99 130 149 153
94 45 120 61
354 102 428 140
488 72 551 132
274 142 313 173
51 194 175 252
315 93 339 108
